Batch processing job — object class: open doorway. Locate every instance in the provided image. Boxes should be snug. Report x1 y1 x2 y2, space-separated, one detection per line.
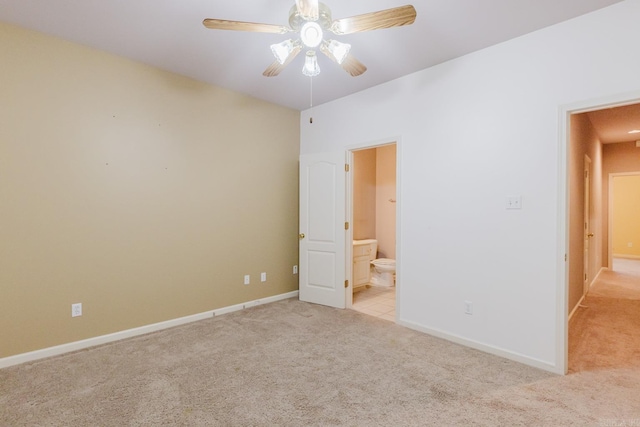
348 143 397 322
566 100 640 373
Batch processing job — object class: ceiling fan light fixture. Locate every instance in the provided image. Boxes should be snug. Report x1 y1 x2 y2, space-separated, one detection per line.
324 39 351 64
302 50 321 77
300 21 323 48
271 39 298 64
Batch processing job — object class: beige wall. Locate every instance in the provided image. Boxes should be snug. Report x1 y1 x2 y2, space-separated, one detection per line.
353 149 376 240
612 175 640 258
568 113 603 313
375 144 396 259
0 23 300 359
602 142 640 266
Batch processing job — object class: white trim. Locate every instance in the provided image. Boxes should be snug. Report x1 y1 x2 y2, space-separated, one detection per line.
559 90 640 375
568 266 605 321
398 319 560 374
612 254 640 260
557 104 570 375
568 294 586 321
0 291 299 370
590 266 606 288
345 149 354 309
583 155 592 296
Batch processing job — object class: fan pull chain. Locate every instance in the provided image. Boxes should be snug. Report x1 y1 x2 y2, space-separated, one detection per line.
309 76 313 124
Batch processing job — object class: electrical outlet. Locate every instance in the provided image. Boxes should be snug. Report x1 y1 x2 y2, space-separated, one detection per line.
464 301 473 315
261 272 267 282
293 265 298 274
244 275 250 285
71 303 82 317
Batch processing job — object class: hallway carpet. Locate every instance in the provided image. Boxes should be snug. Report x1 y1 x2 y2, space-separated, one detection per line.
569 259 640 373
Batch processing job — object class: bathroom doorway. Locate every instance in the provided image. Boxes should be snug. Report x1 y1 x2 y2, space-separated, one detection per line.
348 143 397 322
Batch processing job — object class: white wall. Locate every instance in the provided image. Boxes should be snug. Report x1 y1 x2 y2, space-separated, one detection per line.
300 0 640 371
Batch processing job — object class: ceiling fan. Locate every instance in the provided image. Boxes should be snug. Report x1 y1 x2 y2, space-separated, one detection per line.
203 0 416 78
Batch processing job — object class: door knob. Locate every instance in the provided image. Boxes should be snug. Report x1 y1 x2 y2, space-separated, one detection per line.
587 233 594 237
299 233 305 239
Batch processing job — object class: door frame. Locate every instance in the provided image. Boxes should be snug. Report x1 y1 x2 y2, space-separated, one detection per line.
583 155 592 295
345 138 401 321
559 90 640 374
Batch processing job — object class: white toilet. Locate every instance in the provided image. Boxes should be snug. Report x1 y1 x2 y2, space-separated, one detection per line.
356 239 396 288
371 258 396 287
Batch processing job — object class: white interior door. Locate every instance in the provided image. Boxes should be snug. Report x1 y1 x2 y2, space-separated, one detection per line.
299 151 346 308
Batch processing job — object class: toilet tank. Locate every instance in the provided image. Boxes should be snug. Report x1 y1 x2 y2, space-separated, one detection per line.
353 239 377 261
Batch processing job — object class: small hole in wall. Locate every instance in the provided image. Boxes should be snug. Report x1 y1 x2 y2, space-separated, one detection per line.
310 117 313 124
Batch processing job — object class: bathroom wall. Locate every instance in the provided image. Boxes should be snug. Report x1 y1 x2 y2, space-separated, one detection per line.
375 145 397 259
353 149 376 240
352 145 397 259
612 175 640 258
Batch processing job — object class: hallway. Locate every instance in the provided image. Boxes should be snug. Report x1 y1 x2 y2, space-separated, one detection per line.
569 258 640 373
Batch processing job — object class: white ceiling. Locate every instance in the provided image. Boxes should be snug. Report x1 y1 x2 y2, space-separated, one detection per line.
0 0 624 111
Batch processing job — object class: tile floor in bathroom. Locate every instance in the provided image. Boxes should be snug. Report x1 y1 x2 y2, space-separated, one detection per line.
352 285 396 322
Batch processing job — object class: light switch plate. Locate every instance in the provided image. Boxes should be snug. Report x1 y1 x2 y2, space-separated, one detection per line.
506 196 522 210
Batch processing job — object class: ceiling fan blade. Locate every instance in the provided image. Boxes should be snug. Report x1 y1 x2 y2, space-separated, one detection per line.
295 0 319 21
340 54 367 77
330 5 416 35
263 46 302 77
203 18 291 34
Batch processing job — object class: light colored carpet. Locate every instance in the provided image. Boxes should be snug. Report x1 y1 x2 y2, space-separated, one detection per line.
569 261 640 376
2 298 640 426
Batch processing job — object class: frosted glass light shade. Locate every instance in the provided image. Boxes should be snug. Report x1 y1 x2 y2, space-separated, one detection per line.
324 39 351 64
300 21 323 48
302 51 320 77
271 39 296 64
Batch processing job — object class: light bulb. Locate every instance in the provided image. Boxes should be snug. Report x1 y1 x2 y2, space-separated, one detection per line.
302 50 320 77
270 39 296 64
324 40 351 64
300 21 323 48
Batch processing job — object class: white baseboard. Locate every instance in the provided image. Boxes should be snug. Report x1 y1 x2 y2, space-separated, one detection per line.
612 254 640 260
568 266 606 321
397 318 561 374
589 266 606 291
0 291 299 370
568 294 586 321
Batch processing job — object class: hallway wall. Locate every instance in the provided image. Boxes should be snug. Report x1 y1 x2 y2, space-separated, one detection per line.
569 114 603 313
